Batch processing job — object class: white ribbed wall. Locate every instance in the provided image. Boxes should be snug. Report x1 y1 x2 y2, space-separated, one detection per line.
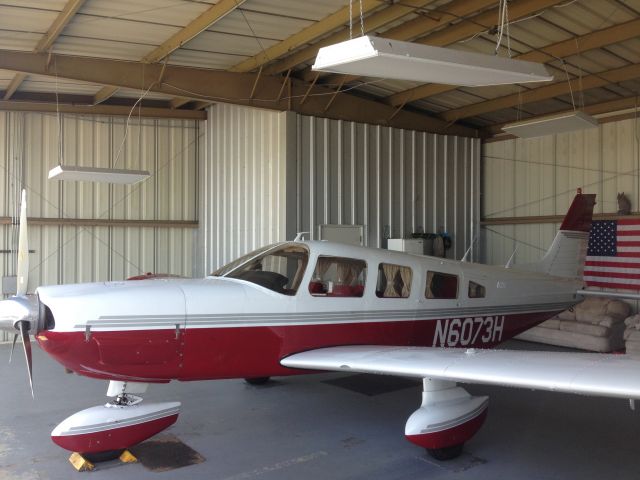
0 112 199 286
482 116 639 266
200 104 291 274
201 104 481 273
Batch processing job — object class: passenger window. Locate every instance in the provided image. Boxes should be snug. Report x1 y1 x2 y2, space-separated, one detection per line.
468 281 486 298
425 271 458 299
309 256 367 297
376 263 412 298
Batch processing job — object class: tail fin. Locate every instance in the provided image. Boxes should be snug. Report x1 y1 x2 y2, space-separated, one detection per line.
519 191 596 278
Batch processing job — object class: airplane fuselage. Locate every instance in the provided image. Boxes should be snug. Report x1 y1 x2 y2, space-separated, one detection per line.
35 241 582 383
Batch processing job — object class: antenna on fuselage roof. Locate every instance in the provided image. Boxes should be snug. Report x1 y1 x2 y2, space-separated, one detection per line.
293 232 310 242
505 247 518 269
460 235 478 262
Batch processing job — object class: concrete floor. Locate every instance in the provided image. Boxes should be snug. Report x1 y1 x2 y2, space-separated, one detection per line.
2 341 640 480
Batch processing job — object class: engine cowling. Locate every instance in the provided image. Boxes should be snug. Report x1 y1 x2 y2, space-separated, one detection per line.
405 379 488 451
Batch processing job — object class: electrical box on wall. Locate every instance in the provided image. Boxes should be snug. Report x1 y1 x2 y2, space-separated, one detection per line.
318 224 364 246
387 238 428 255
2 276 17 295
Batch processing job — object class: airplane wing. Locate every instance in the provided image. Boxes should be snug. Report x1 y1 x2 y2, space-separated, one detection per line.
281 346 640 399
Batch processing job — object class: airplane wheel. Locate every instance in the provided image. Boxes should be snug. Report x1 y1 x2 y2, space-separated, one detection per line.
83 449 125 463
426 443 464 461
244 377 271 385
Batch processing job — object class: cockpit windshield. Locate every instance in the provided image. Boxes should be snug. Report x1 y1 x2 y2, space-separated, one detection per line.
211 244 309 295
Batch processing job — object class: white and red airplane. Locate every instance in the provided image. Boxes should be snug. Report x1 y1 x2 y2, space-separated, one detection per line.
2 189 640 461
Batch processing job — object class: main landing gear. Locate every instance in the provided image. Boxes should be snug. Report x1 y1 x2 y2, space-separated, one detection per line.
404 379 488 460
244 376 271 385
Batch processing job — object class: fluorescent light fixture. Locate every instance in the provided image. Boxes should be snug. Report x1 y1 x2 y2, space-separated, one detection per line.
502 111 599 138
312 36 553 86
48 165 150 184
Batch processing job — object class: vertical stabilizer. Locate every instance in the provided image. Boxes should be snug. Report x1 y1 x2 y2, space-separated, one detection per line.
519 191 596 278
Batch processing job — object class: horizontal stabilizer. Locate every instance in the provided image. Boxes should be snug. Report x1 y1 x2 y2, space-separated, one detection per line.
577 289 640 301
282 345 640 400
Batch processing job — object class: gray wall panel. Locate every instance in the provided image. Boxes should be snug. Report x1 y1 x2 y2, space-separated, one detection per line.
201 104 481 276
200 104 289 274
295 116 481 255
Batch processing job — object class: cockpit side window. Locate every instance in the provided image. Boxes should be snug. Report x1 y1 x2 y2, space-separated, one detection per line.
309 256 367 297
223 245 309 295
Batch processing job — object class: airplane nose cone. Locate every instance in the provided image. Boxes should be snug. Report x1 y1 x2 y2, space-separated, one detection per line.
0 296 40 333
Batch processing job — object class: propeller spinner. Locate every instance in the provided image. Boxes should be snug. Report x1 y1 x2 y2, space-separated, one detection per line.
0 189 41 397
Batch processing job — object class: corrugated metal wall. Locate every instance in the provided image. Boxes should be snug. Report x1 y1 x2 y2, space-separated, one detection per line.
294 115 481 257
199 104 291 274
0 111 199 341
482 117 639 265
201 103 481 273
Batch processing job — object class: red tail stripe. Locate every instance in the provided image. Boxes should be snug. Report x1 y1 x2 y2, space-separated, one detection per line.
617 231 640 236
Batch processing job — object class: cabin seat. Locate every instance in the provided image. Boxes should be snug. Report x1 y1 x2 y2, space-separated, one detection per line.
516 296 629 352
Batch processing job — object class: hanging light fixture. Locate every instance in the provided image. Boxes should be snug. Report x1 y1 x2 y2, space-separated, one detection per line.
313 0 552 86
48 165 150 184
312 35 554 86
502 111 599 138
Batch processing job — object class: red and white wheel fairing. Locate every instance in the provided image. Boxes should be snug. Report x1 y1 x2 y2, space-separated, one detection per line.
404 380 488 450
51 401 180 454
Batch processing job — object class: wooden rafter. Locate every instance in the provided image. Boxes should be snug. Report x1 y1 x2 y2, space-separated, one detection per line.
170 97 192 109
3 0 85 100
413 0 567 48
230 0 384 73
441 63 640 123
93 86 118 105
91 1 245 109
0 49 477 137
386 17 640 107
141 0 246 64
262 0 439 76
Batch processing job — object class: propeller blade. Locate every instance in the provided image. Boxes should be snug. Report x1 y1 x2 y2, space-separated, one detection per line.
18 320 33 398
9 333 17 364
16 189 29 296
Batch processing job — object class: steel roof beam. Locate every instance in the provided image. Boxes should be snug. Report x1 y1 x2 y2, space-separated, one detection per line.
0 100 206 120
0 50 477 137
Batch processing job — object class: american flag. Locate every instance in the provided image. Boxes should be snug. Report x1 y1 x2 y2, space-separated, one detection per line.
584 219 640 290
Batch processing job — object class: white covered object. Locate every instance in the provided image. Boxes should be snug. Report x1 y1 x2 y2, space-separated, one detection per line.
516 297 629 352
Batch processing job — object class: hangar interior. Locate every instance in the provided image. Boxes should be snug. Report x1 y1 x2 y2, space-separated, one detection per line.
1 0 640 478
